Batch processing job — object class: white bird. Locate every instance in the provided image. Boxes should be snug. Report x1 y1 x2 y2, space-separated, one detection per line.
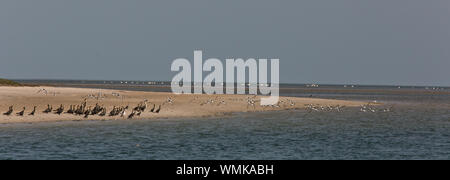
120 109 127 117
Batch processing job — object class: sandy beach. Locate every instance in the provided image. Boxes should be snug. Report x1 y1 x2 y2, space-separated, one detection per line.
0 86 367 124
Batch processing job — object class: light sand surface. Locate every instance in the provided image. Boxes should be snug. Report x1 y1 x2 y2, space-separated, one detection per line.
0 86 366 124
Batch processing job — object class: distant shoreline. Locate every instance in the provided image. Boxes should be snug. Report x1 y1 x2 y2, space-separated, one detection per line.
11 79 450 89
12 80 450 98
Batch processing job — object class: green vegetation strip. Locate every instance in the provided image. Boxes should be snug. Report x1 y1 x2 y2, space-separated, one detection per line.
0 79 22 86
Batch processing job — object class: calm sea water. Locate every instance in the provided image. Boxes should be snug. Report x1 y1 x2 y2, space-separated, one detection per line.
1 80 449 160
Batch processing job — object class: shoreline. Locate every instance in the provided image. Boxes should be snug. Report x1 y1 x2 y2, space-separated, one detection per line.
0 86 367 124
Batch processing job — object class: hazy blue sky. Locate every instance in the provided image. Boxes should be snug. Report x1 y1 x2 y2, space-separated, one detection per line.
1 0 449 86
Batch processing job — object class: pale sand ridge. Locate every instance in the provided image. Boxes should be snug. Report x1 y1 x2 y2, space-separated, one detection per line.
0 86 366 124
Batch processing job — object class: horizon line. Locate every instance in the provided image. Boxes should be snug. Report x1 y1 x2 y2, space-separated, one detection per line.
9 78 450 88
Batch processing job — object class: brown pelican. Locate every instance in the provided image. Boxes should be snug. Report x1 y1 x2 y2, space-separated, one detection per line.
99 108 107 116
29 106 36 116
155 105 161 113
136 110 143 116
133 104 141 111
109 106 117 116
128 110 136 119
55 104 64 115
150 104 156 113
140 101 148 112
16 107 25 116
43 104 52 113
66 105 74 114
84 107 91 118
133 100 148 112
92 103 101 115
82 98 87 107
3 106 13 116
75 105 83 115
120 106 128 118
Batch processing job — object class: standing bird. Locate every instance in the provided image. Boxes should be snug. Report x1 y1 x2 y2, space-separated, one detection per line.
140 101 148 112
29 106 36 116
120 106 129 118
109 106 117 116
55 104 64 115
155 105 161 113
120 109 127 118
66 105 74 114
99 108 107 116
43 104 52 113
133 104 141 111
128 110 136 119
84 107 91 118
150 104 156 113
16 107 25 116
136 110 142 116
3 106 13 116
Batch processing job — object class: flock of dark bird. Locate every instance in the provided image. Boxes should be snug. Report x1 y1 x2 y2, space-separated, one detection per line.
2 99 162 119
